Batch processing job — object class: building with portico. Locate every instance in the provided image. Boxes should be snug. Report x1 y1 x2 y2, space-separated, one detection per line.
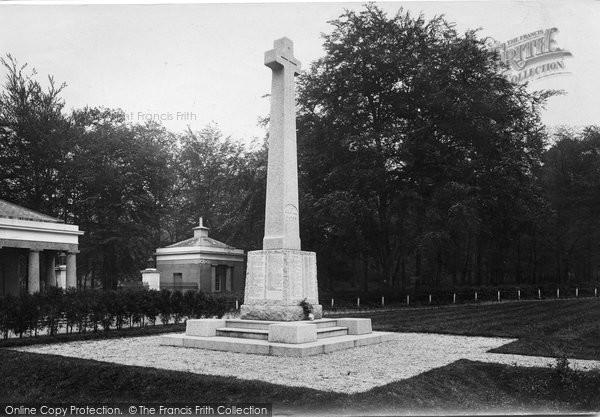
0 199 83 295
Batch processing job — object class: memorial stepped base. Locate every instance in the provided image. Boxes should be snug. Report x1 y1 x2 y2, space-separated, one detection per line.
216 319 349 340
161 317 397 357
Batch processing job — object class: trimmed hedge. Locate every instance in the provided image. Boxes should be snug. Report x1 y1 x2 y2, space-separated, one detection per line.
0 288 232 339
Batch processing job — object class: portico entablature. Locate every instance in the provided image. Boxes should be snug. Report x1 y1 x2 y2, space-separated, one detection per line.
0 218 82 252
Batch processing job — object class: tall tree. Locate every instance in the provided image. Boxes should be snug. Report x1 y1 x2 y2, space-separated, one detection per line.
173 126 267 250
297 5 550 289
0 54 71 215
540 126 600 284
66 107 176 289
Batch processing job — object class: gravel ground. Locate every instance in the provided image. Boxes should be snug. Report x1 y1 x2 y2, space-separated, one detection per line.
13 333 600 394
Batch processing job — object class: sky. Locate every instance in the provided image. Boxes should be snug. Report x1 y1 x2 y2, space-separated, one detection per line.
0 0 599 144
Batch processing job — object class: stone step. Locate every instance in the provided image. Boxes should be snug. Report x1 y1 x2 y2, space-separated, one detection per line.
216 325 348 341
316 326 348 339
216 327 269 340
225 318 339 331
315 319 339 329
225 319 277 331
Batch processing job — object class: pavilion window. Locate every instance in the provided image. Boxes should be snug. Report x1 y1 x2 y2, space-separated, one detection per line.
173 272 182 288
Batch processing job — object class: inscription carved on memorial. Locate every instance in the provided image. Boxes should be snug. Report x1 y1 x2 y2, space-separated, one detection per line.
246 254 266 301
266 252 284 299
289 252 303 300
303 254 317 301
284 204 298 224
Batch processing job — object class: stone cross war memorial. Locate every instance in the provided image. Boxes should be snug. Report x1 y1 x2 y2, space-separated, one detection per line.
162 37 395 356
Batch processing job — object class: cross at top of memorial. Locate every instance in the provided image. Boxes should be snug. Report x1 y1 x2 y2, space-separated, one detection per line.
264 37 301 75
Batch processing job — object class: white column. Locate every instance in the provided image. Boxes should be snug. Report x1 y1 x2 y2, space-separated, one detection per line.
28 250 40 294
66 252 77 289
46 252 56 288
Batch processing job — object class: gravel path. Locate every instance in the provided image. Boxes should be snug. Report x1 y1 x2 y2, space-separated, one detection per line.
13 333 600 394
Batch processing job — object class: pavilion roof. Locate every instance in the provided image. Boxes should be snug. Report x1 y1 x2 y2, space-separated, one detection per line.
0 199 63 223
165 236 235 250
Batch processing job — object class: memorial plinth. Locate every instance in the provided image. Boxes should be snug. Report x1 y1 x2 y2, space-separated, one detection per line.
162 317 396 357
241 250 322 321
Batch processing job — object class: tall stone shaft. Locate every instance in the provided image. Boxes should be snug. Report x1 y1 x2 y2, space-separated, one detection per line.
240 37 322 321
263 37 301 251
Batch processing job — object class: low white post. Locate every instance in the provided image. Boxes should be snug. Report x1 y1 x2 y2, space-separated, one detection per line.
518 290 521 300
576 287 579 298
595 288 598 297
474 291 478 301
357 297 360 307
141 268 160 291
428 294 432 304
453 293 456 304
381 296 385 307
331 298 334 308
497 290 501 302
557 288 560 298
406 295 410 306
235 299 239 310
55 265 67 289
538 288 541 299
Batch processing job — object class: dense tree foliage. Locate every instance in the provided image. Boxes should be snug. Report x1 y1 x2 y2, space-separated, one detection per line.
538 127 600 284
296 5 577 290
171 126 267 250
65 108 176 289
0 54 71 216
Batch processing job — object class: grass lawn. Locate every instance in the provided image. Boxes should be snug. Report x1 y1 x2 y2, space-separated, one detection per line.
350 298 600 360
1 349 598 414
